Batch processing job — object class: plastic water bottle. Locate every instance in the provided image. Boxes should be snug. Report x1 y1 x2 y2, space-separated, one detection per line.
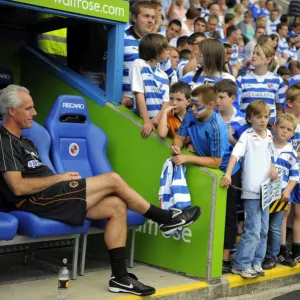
57 258 70 300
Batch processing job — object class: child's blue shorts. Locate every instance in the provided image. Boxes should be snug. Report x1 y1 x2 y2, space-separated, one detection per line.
291 183 300 205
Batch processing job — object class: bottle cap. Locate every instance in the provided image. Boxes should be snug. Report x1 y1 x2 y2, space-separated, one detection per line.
63 258 68 265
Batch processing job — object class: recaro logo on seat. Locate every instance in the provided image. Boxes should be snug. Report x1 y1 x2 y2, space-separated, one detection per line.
0 74 10 79
62 103 85 109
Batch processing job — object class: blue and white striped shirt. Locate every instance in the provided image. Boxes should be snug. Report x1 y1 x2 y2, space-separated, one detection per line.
123 27 174 99
223 108 246 140
267 19 280 34
130 59 169 119
278 37 289 58
289 74 300 87
177 58 189 80
236 71 285 123
181 70 236 90
289 46 297 60
290 124 300 153
221 38 239 66
271 143 299 191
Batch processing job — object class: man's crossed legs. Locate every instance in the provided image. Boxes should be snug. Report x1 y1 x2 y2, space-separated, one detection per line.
85 172 201 296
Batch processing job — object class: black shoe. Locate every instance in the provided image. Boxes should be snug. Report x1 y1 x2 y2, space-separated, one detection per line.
109 273 155 296
159 206 201 235
222 260 232 274
262 258 276 270
291 244 300 263
277 249 296 267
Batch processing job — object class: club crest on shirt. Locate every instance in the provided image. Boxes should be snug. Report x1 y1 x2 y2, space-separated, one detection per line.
69 181 79 188
69 143 79 156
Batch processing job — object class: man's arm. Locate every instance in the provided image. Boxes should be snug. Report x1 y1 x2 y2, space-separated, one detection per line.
3 171 81 196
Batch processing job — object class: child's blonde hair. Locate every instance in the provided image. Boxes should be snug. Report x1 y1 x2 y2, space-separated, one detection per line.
245 100 270 125
286 83 300 103
276 113 297 130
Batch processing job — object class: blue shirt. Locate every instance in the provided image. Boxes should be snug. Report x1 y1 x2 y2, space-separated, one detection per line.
178 110 240 174
289 74 300 87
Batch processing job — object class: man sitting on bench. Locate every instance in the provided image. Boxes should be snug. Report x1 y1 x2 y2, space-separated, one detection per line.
0 85 201 296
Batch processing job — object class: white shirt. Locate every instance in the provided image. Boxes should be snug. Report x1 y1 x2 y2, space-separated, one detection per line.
232 128 273 199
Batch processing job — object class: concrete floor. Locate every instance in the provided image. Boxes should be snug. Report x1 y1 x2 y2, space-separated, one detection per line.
0 264 198 300
220 283 300 300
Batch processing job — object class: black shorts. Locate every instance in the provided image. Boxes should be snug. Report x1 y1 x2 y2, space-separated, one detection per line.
17 179 87 226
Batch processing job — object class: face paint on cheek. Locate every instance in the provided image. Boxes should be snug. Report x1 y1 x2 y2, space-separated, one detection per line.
197 105 207 114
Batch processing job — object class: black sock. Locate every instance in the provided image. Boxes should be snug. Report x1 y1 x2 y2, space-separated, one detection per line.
108 247 127 280
144 204 172 224
280 244 287 251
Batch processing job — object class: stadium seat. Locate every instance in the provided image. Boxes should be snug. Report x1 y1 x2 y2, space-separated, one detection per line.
0 67 13 90
0 212 18 241
0 119 91 279
45 95 146 275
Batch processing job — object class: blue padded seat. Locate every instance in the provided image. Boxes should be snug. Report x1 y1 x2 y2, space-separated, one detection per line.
45 95 112 178
45 95 146 227
93 210 146 229
10 211 91 238
0 212 18 240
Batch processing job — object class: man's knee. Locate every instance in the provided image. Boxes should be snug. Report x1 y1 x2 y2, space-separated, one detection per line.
111 197 127 218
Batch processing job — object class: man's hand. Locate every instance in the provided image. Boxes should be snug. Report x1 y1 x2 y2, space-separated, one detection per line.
220 174 232 188
171 145 181 155
281 189 291 202
141 121 154 139
172 154 189 165
59 172 82 181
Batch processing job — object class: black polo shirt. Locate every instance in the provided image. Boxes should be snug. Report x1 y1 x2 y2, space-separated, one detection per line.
0 126 54 204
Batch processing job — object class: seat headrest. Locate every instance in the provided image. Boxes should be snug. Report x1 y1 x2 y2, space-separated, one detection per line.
47 95 89 123
0 67 14 90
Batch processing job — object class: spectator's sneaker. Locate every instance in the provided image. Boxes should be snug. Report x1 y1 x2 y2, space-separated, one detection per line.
262 258 276 270
252 265 265 276
159 206 201 235
109 273 155 296
222 260 232 274
277 249 296 267
232 268 258 278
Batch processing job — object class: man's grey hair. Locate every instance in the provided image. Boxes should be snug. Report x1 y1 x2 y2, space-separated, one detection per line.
0 84 30 121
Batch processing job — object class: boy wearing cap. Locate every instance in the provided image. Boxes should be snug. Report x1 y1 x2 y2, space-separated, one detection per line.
171 85 240 274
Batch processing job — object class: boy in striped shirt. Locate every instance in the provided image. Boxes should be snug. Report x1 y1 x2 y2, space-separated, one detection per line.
280 84 300 264
215 79 246 146
130 34 170 139
263 114 299 270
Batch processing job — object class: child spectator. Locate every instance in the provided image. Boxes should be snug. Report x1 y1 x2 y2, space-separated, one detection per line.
277 23 289 64
181 39 235 91
287 34 298 61
277 65 291 81
280 83 300 264
267 10 280 34
169 46 180 85
221 100 277 278
171 85 241 273
179 49 192 61
236 41 285 124
130 34 170 139
158 82 191 138
179 32 207 78
263 114 299 270
215 79 246 145
176 36 189 52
